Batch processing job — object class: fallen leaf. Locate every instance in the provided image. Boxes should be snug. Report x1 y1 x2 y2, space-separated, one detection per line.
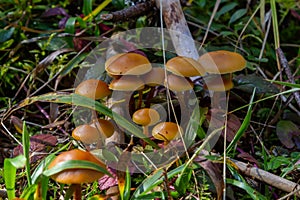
276 120 300 149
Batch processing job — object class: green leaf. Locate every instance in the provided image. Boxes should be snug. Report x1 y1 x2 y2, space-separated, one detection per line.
0 27 15 42
229 9 247 24
4 155 26 200
65 17 77 34
267 156 290 170
227 178 267 200
124 168 131 200
112 0 125 9
22 122 32 186
266 80 300 88
43 160 111 177
0 39 14 50
226 88 256 153
83 0 93 16
215 2 238 19
174 167 192 195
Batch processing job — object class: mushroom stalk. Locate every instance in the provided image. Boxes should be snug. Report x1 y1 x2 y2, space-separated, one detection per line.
70 184 82 200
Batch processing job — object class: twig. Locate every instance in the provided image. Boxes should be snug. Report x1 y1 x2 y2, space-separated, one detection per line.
231 158 300 197
100 1 155 22
276 48 300 108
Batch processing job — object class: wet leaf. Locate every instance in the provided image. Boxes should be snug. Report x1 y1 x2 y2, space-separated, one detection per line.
234 73 279 94
0 27 15 42
13 134 57 163
276 120 300 149
229 9 247 24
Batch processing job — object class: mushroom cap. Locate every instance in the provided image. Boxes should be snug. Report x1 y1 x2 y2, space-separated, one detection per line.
48 149 106 184
152 122 181 142
198 50 246 74
75 79 111 100
90 119 115 138
203 75 234 91
166 56 205 77
141 67 165 86
105 53 152 75
72 124 100 144
109 76 144 91
132 108 160 126
166 74 194 92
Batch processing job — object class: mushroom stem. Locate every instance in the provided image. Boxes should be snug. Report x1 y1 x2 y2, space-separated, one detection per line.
71 184 82 200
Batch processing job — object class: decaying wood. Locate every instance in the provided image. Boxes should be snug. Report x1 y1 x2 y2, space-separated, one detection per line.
231 158 300 197
155 0 199 60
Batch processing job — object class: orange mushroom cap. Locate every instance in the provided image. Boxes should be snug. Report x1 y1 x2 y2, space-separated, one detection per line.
75 79 111 100
48 149 106 184
166 56 205 77
72 124 100 144
152 122 182 142
109 76 144 91
132 108 160 126
198 50 246 74
141 67 165 86
90 118 115 138
166 74 194 92
105 53 152 75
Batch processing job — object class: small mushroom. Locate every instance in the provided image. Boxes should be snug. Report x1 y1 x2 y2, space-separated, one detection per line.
75 79 111 100
90 118 115 138
152 122 182 145
132 108 160 137
72 124 101 149
48 149 106 200
105 52 152 76
166 56 205 77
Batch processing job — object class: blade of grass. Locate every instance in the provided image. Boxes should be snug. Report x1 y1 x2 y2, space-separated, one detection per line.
4 155 26 200
226 178 267 200
266 79 300 88
270 0 280 49
22 122 32 186
228 87 300 114
43 160 111 177
83 0 112 21
13 93 159 149
226 88 256 153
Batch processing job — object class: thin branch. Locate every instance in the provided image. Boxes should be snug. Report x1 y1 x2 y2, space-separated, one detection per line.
276 48 300 108
100 1 156 22
231 158 300 197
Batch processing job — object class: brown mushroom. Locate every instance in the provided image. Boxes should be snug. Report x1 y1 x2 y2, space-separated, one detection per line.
75 79 111 100
203 74 234 91
198 50 246 74
48 149 106 200
152 122 182 145
166 56 205 77
105 53 152 76
198 50 246 91
132 108 160 137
